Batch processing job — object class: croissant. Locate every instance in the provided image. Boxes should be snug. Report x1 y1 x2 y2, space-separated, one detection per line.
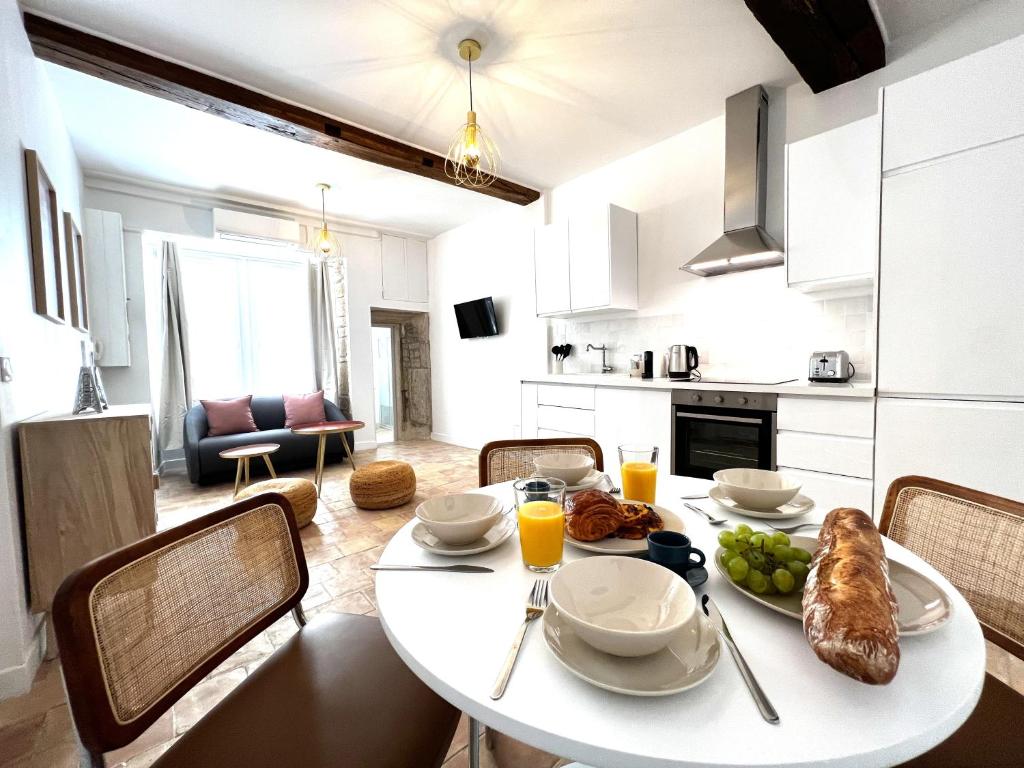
565 490 624 541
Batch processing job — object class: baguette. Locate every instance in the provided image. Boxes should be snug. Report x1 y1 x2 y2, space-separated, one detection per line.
802 507 900 684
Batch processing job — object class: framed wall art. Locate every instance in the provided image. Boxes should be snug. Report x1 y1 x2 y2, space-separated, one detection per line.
63 211 89 331
24 148 66 324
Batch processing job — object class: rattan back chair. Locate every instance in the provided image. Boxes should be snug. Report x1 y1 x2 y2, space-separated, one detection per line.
478 438 604 487
53 493 307 765
880 476 1024 658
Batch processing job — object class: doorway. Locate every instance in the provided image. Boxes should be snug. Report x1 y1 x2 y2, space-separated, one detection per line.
371 324 401 443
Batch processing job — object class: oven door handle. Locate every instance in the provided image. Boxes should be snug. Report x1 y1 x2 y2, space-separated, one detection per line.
675 411 766 425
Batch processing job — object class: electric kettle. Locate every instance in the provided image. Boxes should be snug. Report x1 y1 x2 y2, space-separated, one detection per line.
667 345 699 381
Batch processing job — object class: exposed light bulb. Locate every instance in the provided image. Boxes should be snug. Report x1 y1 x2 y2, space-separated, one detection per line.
316 226 333 255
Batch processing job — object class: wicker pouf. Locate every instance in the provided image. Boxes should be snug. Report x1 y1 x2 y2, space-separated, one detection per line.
350 460 417 510
236 477 318 528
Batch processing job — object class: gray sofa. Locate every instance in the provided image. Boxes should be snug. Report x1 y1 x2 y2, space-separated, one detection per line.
184 396 355 485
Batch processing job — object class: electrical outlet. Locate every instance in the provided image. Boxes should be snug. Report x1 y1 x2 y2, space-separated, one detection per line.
0 357 12 382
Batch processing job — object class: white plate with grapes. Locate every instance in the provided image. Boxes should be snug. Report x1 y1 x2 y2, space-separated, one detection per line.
709 484 814 519
713 526 952 636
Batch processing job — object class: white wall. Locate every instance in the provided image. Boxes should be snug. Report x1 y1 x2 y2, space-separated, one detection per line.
428 201 547 449
0 0 85 697
786 0 1024 141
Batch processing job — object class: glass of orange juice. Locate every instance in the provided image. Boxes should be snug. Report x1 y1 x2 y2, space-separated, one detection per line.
513 478 566 572
618 445 659 504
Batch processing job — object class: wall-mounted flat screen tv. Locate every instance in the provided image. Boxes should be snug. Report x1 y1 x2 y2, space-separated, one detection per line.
454 296 498 339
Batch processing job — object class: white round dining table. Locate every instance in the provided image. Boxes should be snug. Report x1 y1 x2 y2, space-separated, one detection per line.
375 474 985 768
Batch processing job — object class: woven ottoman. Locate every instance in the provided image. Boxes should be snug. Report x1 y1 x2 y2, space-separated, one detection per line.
350 460 417 510
236 477 318 528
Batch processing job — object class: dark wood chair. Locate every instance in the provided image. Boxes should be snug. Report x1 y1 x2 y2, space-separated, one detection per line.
52 493 459 768
478 437 604 487
879 476 1024 767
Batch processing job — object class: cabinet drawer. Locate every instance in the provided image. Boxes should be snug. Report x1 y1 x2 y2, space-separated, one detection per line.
536 384 595 410
777 397 874 438
537 428 586 440
777 432 873 479
777 467 874 518
537 406 595 437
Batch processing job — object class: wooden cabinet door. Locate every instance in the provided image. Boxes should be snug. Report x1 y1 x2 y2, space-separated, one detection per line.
786 116 879 287
534 222 570 315
568 205 611 311
381 234 407 300
405 239 428 302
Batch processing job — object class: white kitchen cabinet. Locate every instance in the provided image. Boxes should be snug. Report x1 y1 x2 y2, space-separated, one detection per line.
777 466 874 516
877 138 1024 399
380 234 428 303
537 405 595 437
777 396 874 438
534 221 570 315
777 432 873 479
520 382 538 438
593 388 672 477
785 116 880 290
882 35 1024 172
873 398 1024 514
83 209 130 366
537 384 595 410
534 203 637 317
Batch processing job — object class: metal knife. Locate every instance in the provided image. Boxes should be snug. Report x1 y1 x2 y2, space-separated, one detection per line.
702 595 780 724
370 564 494 573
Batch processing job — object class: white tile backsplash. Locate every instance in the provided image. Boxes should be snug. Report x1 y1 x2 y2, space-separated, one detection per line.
548 290 874 382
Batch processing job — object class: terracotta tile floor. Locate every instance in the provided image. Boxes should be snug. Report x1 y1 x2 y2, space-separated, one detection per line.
0 440 569 768
2 438 1022 767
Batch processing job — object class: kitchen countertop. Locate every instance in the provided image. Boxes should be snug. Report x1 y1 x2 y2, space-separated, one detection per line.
521 373 875 398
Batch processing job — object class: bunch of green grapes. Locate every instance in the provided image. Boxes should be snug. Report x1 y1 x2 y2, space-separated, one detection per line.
717 524 813 595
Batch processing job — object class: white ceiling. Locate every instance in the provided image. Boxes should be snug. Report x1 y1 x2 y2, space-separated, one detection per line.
29 0 989 235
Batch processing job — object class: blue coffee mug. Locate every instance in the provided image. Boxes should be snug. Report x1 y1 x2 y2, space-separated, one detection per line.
647 530 706 571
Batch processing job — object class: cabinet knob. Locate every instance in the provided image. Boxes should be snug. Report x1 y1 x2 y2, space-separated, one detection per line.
714 395 724 404
691 394 702 403
738 396 748 405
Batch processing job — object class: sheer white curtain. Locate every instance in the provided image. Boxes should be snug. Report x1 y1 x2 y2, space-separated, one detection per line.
310 257 340 405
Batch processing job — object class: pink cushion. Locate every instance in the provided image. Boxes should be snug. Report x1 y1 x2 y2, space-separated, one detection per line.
201 395 259 437
284 390 326 428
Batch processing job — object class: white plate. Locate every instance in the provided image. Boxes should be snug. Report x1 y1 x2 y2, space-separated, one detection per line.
411 515 515 557
713 535 953 636
564 469 606 492
709 484 814 519
564 502 685 555
543 604 720 696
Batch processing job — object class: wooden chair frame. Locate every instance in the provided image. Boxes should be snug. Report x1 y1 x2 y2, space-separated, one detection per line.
880 475 1024 660
52 493 308 762
478 438 605 487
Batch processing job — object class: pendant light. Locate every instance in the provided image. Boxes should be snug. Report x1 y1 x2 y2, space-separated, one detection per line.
314 182 333 256
444 38 500 188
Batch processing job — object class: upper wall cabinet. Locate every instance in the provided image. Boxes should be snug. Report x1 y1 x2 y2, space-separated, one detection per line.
381 234 428 303
534 203 638 317
882 35 1024 172
785 116 880 292
84 208 130 367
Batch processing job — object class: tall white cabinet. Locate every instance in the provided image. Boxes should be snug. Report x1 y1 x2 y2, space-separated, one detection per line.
534 203 637 317
785 116 880 291
873 35 1024 511
381 234 428 303
83 209 130 366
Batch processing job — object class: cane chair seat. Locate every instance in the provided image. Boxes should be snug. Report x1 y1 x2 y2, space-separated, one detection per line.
881 476 1024 767
479 438 604 487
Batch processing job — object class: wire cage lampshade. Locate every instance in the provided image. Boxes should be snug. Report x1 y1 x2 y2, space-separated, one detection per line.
444 39 500 188
309 182 339 257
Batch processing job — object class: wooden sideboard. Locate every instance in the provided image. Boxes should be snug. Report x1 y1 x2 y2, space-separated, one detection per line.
19 404 156 623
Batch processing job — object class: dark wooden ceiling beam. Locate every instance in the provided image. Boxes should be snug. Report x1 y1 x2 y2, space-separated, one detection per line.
22 12 540 206
744 0 885 94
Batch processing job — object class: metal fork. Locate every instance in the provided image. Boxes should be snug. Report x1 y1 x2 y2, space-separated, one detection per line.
684 502 729 526
490 579 548 699
764 521 822 534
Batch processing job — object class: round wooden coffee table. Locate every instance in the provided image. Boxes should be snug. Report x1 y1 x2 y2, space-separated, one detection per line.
218 443 280 498
290 420 364 496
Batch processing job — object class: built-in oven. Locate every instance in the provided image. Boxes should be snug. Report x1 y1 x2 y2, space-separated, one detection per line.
671 390 776 479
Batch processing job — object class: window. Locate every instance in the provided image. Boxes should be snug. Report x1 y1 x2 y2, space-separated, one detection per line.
178 242 314 400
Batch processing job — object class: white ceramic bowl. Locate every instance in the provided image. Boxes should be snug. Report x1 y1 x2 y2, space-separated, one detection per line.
713 468 801 510
533 453 595 485
415 494 502 545
549 556 695 657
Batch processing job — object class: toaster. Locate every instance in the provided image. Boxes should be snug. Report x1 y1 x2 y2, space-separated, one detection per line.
808 351 853 382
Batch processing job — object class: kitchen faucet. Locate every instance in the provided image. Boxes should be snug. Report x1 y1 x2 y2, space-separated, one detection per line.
586 344 613 374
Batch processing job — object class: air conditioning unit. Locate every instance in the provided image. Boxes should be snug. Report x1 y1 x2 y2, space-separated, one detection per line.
213 208 301 246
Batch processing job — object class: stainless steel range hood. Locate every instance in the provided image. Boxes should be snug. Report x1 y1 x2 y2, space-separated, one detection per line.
682 85 783 277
